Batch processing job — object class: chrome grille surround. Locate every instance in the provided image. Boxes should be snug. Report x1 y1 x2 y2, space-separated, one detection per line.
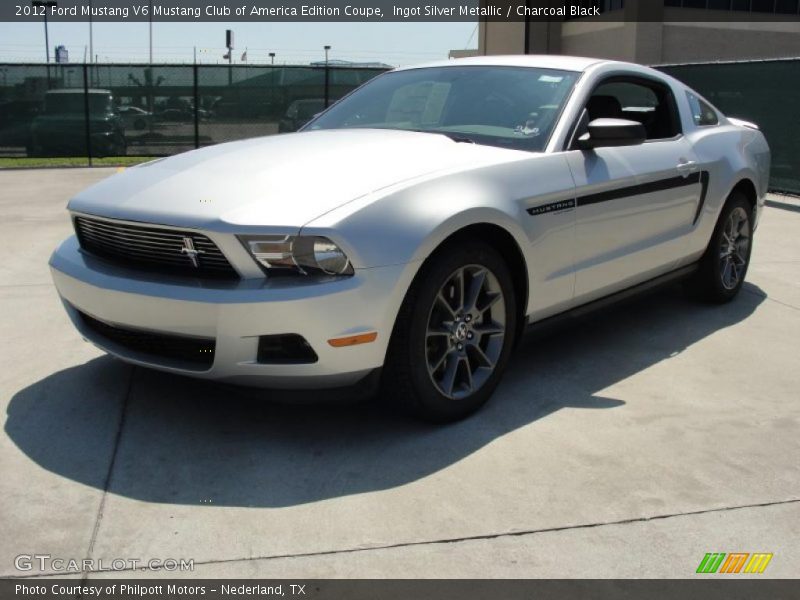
73 215 238 279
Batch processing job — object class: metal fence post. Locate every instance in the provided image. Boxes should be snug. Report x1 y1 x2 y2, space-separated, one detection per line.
193 64 200 149
324 64 330 108
82 63 93 167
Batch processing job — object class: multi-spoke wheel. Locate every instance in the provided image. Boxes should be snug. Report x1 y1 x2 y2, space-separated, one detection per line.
692 191 753 303
383 242 517 422
425 265 506 400
718 206 751 291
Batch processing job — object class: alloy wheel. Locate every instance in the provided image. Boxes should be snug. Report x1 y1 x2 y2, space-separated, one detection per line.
425 265 506 400
719 206 751 290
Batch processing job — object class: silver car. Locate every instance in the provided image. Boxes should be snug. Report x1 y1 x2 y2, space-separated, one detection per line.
50 56 770 421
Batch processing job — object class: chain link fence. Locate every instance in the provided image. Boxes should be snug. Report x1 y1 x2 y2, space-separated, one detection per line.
659 58 799 195
0 59 797 194
0 63 387 159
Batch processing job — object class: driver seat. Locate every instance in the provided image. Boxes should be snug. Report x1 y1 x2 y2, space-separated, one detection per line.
587 95 623 120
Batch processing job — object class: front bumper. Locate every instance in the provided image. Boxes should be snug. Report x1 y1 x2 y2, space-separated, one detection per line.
50 236 415 389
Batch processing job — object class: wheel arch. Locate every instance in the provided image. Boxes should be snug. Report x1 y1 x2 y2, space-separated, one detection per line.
729 177 758 212
408 221 530 346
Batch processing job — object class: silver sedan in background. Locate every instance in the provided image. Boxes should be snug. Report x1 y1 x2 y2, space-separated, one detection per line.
50 56 770 422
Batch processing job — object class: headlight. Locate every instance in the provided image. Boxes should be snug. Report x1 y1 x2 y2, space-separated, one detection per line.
240 235 354 276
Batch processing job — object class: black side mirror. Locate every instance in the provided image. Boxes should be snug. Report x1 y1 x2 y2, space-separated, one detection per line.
578 118 646 150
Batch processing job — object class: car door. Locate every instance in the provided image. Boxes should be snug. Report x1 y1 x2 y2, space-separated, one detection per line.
565 77 704 305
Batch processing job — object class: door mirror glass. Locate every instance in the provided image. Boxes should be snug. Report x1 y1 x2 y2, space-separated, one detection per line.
578 118 646 149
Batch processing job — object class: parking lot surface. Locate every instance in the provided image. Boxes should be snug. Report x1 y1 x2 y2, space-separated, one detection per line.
1 168 798 578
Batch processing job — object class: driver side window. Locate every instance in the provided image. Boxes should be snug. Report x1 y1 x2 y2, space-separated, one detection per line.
570 77 681 148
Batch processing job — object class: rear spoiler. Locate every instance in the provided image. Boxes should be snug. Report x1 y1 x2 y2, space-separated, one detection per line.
728 117 759 130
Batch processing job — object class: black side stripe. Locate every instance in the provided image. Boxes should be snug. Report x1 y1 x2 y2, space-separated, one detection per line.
526 170 709 217
692 171 710 225
577 172 702 207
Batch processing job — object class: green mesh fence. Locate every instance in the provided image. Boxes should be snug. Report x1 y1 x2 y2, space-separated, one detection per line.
0 63 386 159
659 59 800 194
1 60 797 194
0 64 89 156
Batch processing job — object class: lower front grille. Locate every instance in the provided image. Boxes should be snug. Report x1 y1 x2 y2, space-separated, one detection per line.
78 311 215 370
74 216 239 279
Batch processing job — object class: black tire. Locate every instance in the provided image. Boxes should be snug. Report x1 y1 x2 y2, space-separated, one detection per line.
382 242 517 423
691 191 754 303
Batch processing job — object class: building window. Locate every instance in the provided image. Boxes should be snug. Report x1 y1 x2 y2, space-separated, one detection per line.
777 0 800 13
664 0 800 12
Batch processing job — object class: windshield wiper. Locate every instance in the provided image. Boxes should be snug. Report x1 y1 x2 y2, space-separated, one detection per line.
404 128 476 144
443 133 476 144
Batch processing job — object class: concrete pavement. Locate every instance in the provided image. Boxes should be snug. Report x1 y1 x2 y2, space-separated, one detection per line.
1 168 798 579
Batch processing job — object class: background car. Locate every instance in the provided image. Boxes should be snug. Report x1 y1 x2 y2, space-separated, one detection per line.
155 108 193 122
49 56 769 422
0 99 40 153
278 98 326 133
30 89 126 157
118 105 152 131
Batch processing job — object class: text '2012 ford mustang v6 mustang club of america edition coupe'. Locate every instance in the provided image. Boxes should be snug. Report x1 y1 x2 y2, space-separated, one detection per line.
49 56 770 422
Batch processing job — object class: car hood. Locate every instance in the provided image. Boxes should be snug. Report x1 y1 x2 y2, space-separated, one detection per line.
68 129 525 230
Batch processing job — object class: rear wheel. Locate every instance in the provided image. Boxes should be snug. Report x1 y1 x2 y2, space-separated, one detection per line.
383 242 517 422
692 191 753 303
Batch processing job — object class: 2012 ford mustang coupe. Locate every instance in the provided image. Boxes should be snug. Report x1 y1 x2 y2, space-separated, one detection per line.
50 56 770 421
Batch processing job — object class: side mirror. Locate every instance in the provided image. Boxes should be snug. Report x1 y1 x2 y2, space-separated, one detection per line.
577 118 646 149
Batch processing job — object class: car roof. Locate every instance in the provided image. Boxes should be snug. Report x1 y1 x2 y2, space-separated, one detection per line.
45 89 112 95
396 55 614 73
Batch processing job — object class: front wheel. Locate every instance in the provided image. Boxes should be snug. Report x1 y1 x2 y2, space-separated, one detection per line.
692 191 753 303
382 242 517 422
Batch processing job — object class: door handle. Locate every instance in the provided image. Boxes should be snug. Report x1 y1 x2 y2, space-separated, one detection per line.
677 159 699 175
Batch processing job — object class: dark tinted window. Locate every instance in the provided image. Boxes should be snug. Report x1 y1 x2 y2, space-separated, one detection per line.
686 91 719 126
585 79 681 140
665 0 800 12
751 0 776 10
45 93 113 115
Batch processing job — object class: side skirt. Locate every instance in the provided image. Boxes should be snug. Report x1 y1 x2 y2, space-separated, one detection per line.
526 263 699 333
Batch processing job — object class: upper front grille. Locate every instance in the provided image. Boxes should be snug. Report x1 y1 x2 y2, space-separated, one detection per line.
74 216 238 279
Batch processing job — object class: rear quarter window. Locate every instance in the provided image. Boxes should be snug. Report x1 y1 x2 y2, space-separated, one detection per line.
686 91 719 126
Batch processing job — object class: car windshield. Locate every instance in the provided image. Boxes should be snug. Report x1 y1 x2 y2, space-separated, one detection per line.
307 66 579 152
45 94 112 115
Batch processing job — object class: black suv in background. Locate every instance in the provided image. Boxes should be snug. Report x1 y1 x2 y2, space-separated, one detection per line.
0 100 40 153
30 89 126 157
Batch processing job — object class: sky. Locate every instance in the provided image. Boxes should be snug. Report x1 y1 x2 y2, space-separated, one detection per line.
0 21 478 66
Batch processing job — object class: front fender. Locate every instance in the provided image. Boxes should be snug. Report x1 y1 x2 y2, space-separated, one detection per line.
300 172 533 368
300 170 530 270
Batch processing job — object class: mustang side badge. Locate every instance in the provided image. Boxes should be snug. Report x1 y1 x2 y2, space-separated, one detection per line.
527 199 577 216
